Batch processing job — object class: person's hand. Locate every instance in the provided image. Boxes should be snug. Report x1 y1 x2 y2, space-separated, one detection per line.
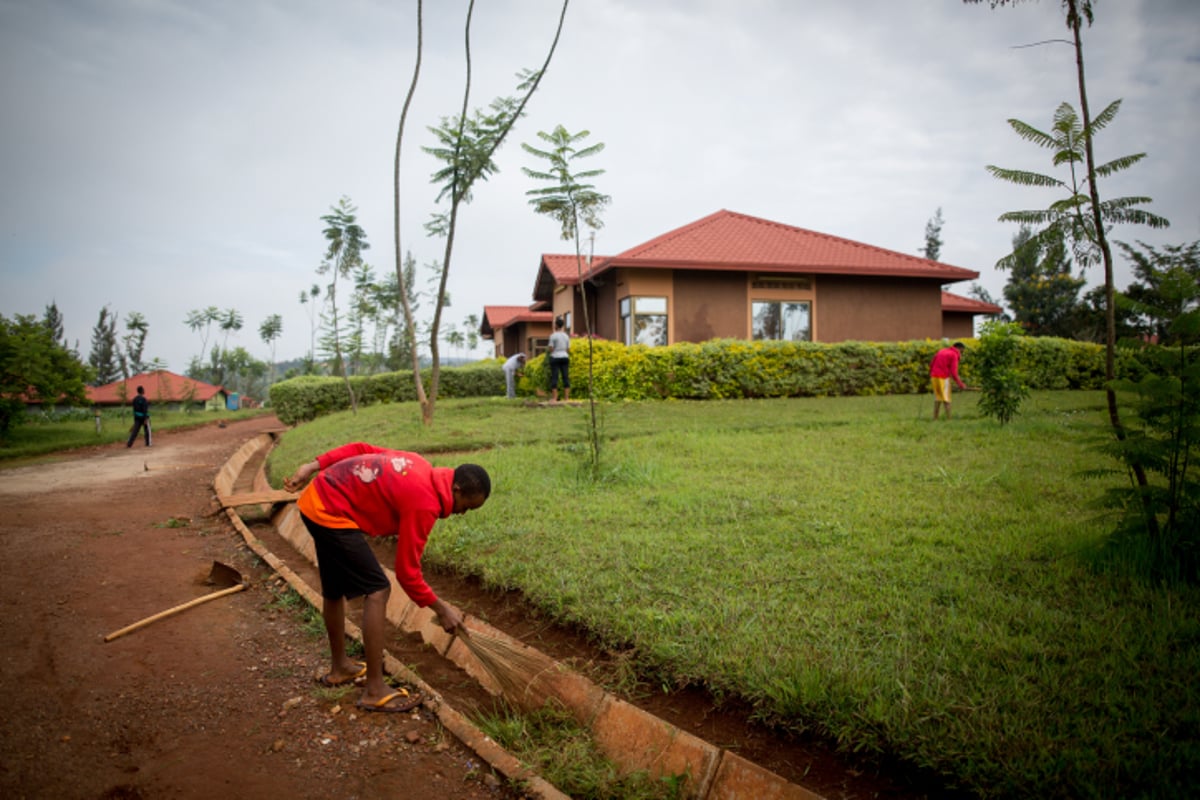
431 598 464 633
284 460 319 493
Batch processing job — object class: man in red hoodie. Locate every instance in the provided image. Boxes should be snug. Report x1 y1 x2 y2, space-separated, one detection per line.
284 443 490 713
929 342 967 420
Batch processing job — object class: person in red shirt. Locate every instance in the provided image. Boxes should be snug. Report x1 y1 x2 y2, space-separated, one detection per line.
284 443 490 713
929 342 968 420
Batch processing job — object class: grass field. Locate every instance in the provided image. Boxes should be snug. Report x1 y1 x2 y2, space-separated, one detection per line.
257 392 1196 797
0 407 272 462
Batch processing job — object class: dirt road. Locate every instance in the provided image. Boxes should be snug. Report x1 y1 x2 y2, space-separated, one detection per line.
0 417 510 800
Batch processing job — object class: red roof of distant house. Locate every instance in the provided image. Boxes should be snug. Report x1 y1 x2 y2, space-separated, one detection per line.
583 210 979 281
481 304 554 337
87 370 226 405
941 290 1003 315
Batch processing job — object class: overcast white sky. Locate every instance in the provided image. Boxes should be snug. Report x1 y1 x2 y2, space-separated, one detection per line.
2 0 1197 371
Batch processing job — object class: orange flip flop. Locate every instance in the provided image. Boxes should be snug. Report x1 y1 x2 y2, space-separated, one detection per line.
356 688 422 713
316 662 367 687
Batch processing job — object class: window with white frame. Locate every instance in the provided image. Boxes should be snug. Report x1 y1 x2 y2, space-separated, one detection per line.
620 296 668 346
752 300 811 341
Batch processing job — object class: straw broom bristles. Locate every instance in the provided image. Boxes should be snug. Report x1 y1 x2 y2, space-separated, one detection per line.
456 626 559 702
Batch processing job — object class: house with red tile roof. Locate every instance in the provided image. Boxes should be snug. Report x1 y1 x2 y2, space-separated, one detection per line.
88 370 229 412
482 209 1001 355
480 304 554 359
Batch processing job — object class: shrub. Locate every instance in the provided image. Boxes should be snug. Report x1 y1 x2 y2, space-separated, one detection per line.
270 337 1141 424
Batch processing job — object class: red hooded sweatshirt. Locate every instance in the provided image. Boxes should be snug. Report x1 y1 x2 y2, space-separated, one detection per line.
298 442 453 607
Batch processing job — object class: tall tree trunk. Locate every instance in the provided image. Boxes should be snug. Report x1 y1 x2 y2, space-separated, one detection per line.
393 1 428 421
1068 0 1156 534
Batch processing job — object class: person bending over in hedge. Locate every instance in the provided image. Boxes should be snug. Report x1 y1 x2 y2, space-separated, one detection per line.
284 442 490 713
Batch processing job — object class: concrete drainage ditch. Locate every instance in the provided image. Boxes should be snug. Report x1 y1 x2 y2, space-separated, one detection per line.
215 431 823 800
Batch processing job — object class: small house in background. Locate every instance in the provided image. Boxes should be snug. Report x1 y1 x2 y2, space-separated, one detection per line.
940 290 1001 340
88 370 228 412
480 304 554 360
482 210 1002 349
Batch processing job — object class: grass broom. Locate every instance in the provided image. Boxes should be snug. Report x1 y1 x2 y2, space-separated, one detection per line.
455 623 559 703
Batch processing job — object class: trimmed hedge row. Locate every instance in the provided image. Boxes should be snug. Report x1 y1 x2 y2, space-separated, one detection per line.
270 365 504 425
521 337 1144 401
270 337 1145 424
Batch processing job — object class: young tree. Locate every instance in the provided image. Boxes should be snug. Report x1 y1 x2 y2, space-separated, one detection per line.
523 124 611 472
389 252 422 371
969 0 1169 534
319 196 369 414
43 302 67 349
185 306 220 366
1116 240 1200 343
391 0 570 426
218 308 243 354
461 312 480 355
1099 261 1200 583
122 312 149 377
259 313 283 386
922 207 945 261
298 285 321 374
0 313 93 437
974 320 1030 425
89 305 121 385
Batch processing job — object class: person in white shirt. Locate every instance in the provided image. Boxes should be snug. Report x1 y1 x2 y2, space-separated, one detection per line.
502 353 526 399
547 317 571 403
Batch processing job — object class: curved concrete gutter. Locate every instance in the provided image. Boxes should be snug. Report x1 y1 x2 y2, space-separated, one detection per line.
216 432 824 800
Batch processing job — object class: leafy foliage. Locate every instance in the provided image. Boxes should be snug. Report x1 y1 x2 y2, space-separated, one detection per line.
0 313 94 436
1095 248 1200 584
89 305 121 385
974 321 1031 424
988 100 1168 272
523 124 611 473
1002 225 1086 337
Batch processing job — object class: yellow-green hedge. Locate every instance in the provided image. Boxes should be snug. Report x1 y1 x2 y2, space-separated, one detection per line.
519 337 1142 401
270 338 1145 424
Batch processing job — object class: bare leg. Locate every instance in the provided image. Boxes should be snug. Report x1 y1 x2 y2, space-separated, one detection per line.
358 586 392 703
321 596 361 681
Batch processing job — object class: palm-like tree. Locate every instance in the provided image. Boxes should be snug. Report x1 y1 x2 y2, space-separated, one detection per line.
319 196 369 413
259 314 282 386
987 101 1167 272
523 124 610 471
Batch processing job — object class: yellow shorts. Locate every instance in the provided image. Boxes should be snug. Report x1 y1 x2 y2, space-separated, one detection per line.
932 377 953 403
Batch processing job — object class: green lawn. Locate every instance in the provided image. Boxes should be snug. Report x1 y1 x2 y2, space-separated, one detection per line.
0 407 272 462
271 392 1198 798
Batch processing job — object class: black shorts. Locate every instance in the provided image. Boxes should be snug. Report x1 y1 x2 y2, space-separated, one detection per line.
299 513 390 600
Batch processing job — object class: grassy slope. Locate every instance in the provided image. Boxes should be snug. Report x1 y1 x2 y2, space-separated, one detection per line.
268 392 1199 798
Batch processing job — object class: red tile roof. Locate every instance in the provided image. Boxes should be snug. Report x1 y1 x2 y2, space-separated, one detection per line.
585 210 979 281
541 254 609 285
941 290 1003 315
87 370 226 405
481 304 554 337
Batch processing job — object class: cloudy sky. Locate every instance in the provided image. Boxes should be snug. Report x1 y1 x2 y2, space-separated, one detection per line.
2 0 1198 372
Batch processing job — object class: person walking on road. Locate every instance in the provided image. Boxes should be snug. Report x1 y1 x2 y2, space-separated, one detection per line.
284 442 491 713
126 385 151 447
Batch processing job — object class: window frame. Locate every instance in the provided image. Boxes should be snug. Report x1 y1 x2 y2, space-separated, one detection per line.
619 295 669 346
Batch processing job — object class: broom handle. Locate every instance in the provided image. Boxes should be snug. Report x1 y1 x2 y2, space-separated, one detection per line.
103 584 246 642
